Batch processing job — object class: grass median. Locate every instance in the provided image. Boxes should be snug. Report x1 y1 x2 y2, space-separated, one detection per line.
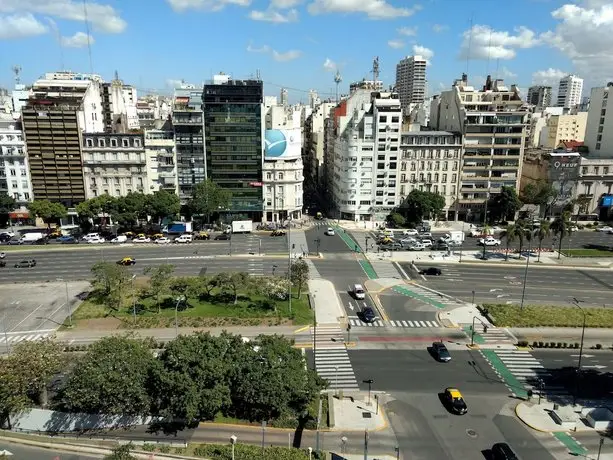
483 303 613 328
560 248 613 257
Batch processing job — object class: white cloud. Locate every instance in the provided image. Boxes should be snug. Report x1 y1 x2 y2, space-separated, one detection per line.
432 24 448 33
388 39 405 49
249 8 298 22
498 67 517 79
270 0 303 7
0 13 47 39
307 0 421 20
541 3 613 82
532 68 567 86
272 49 302 62
323 58 337 71
60 31 93 48
413 44 434 63
397 26 417 36
458 24 540 60
247 43 271 53
0 0 126 33
167 0 251 12
166 79 185 88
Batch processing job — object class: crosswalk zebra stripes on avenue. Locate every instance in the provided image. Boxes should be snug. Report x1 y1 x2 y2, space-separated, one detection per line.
348 318 441 328
312 324 359 391
0 330 53 346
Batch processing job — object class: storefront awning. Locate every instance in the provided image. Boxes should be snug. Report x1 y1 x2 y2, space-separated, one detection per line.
9 211 29 219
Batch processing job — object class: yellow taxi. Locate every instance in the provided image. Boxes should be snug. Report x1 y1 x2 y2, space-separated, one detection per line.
116 257 136 266
123 231 135 238
150 233 164 240
194 231 210 240
443 387 468 415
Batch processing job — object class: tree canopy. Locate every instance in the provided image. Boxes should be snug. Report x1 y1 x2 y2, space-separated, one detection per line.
396 190 445 225
488 186 522 222
290 259 309 298
0 193 16 215
520 180 555 206
28 200 67 227
187 179 232 222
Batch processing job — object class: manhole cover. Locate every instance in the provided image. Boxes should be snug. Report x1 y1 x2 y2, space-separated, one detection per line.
466 429 478 438
362 412 372 419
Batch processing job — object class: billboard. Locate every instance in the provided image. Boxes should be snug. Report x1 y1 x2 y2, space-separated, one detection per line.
265 128 301 160
548 155 580 182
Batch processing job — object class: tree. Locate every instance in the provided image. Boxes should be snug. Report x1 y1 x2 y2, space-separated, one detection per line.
169 276 199 306
386 212 406 228
0 359 29 429
213 272 249 304
290 259 309 298
104 445 137 460
147 190 180 223
534 220 551 263
256 276 291 306
151 333 234 422
59 336 157 415
91 262 133 311
144 264 175 313
0 193 16 215
188 179 232 223
75 195 117 228
9 338 64 408
488 186 522 222
27 200 67 228
397 190 445 225
550 213 571 260
574 194 593 216
502 223 520 261
520 180 555 207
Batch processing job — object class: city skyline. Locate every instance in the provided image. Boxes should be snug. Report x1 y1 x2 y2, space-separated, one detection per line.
0 0 611 101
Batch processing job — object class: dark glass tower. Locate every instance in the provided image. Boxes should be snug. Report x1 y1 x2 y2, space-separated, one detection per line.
202 78 264 219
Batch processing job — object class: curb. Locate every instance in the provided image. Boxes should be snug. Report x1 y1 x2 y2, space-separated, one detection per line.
466 344 480 349
514 402 555 433
436 312 460 329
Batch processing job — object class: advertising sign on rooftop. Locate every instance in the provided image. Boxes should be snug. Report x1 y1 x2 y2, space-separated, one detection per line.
264 128 301 160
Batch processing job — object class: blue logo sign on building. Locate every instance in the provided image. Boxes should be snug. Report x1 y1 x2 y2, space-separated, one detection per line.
264 130 288 157
264 128 301 159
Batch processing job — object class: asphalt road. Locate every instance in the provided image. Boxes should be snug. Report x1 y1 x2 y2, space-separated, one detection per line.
0 441 100 459
305 222 356 254
348 350 557 460
405 262 613 307
354 228 613 251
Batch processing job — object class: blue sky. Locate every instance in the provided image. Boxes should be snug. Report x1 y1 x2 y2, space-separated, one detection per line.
0 0 612 102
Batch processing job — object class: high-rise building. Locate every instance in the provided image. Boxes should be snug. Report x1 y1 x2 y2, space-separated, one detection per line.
144 120 178 194
203 75 264 218
0 113 33 207
328 89 403 221
557 75 583 109
584 83 613 156
539 112 588 149
280 88 288 107
527 85 552 109
430 74 529 221
395 55 427 113
172 83 204 201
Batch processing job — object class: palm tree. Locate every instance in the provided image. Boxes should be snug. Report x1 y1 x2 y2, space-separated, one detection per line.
534 220 551 262
502 224 519 261
550 213 571 259
515 221 528 259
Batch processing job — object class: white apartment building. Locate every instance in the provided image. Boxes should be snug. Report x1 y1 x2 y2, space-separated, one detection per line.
280 88 289 106
265 104 301 130
395 55 427 114
584 83 613 157
557 75 583 109
0 113 33 206
576 156 613 213
263 127 303 222
81 133 147 198
137 95 172 129
430 75 528 221
308 89 321 108
399 130 463 220
330 89 402 221
539 112 588 148
144 122 178 194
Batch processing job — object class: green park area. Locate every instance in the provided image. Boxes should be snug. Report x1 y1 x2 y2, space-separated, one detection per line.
483 303 613 328
560 248 613 257
71 260 312 328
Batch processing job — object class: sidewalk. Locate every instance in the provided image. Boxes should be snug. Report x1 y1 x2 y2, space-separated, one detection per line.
308 279 346 324
334 219 466 233
329 393 388 432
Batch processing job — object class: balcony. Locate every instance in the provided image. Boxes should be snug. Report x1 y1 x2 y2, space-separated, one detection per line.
173 117 203 125
158 171 176 178
462 174 489 181
84 157 146 165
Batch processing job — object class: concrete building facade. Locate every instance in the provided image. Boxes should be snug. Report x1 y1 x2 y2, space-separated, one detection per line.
584 84 613 156
81 133 146 199
0 113 33 207
557 75 583 109
395 55 427 113
144 121 178 194
539 112 588 148
527 85 552 109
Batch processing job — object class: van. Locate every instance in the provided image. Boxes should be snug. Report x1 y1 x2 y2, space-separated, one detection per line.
175 234 193 243
111 235 128 244
353 284 366 300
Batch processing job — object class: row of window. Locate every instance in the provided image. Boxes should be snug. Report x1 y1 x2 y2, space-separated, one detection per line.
90 177 145 186
402 149 460 159
85 137 142 148
582 166 610 175
400 173 458 183
402 161 460 171
0 134 23 142
402 136 460 145
10 192 30 201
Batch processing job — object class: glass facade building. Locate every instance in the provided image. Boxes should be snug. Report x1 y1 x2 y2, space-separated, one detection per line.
202 79 264 218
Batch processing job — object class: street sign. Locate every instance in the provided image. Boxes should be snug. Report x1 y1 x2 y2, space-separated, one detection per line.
249 181 263 187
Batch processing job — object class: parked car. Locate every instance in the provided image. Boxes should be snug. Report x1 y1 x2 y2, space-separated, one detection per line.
14 259 36 268
420 267 442 276
155 237 171 244
271 230 286 237
431 341 451 362
133 236 151 243
194 231 210 240
402 229 419 236
58 235 78 244
215 234 231 240
478 237 501 246
0 260 6 268
87 236 106 244
117 257 136 266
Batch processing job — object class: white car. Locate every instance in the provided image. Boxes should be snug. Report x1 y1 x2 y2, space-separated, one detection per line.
87 236 105 244
408 242 425 251
155 237 171 244
419 232 433 239
569 226 579 233
400 237 417 245
421 239 433 248
402 229 418 236
597 226 613 233
133 237 151 243
478 237 502 246
325 227 335 236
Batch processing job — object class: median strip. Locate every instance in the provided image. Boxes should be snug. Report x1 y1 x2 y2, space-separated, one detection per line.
482 304 613 327
480 349 528 399
359 260 378 279
553 432 588 456
392 286 446 309
332 225 362 252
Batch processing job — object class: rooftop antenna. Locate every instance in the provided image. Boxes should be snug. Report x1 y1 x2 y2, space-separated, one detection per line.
12 66 22 85
373 56 380 85
465 15 473 75
486 28 493 77
334 70 342 102
82 0 94 74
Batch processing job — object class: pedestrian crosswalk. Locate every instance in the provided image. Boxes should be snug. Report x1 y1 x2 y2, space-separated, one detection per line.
312 324 359 391
392 283 464 310
0 330 53 346
481 327 516 345
348 318 441 328
368 260 403 279
493 350 568 398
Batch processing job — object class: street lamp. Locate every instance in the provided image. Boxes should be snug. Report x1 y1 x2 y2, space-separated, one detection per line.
365 236 370 253
308 447 312 460
130 274 137 322
571 297 587 405
519 227 533 310
314 237 321 254
230 435 237 460
363 379 374 406
272 264 278 276
471 315 488 346
174 295 185 337
56 278 72 327
288 216 294 315
335 365 339 395
597 437 605 460
395 446 400 460
2 312 11 355
481 192 490 261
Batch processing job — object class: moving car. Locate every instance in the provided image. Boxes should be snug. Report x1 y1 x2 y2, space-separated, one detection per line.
443 387 468 415
431 342 451 362
14 259 36 268
111 235 128 244
478 236 502 246
194 231 210 240
215 234 231 240
117 257 136 266
155 237 171 244
420 267 442 276
133 236 151 243
271 230 286 237
361 306 377 323
491 443 518 460
402 229 419 237
174 234 193 243
87 236 106 244
325 227 335 236
0 260 6 268
352 284 366 300
58 235 79 244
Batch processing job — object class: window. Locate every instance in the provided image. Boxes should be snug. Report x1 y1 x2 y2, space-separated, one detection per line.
452 174 457 182
401 163 407 171
24 192 30 200
122 138 129 147
442 174 447 182
401 174 406 182
133 138 141 147
9 169 15 176
266 172 272 180
391 116 399 123
594 167 600 175
605 167 609 175
98 138 106 148
596 143 601 150
453 161 459 170
110 138 118 147
400 185 405 195
86 138 93 147
115 189 121 195
582 167 588 175
278 172 284 180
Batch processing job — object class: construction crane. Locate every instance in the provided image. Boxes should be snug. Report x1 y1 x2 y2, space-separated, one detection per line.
372 57 380 85
334 70 342 102
12 66 22 85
